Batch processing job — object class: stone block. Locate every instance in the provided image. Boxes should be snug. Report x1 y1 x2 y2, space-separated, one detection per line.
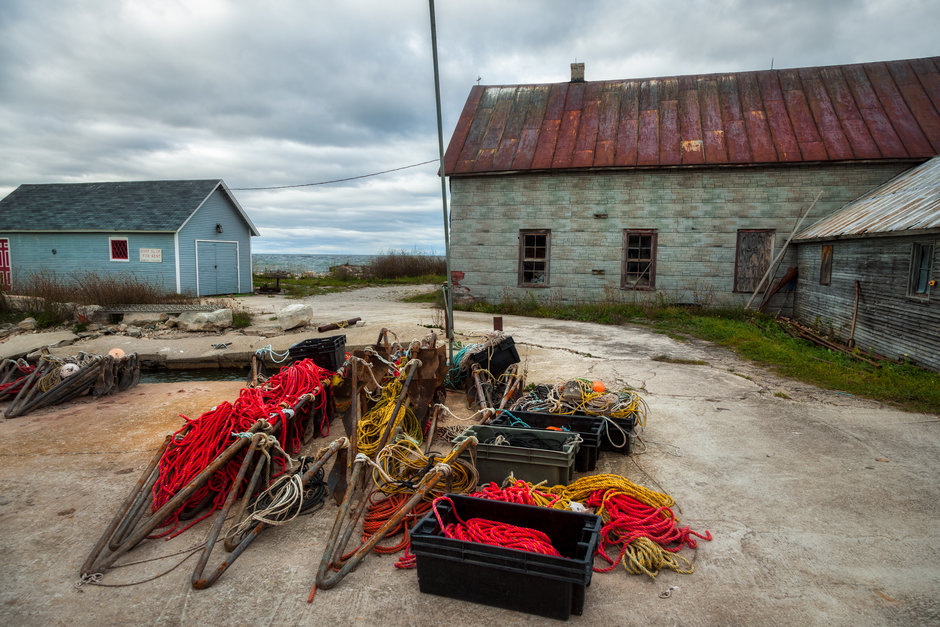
177 309 233 332
277 303 313 331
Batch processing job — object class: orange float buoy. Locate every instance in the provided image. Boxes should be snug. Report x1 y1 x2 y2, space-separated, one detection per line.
108 348 125 359
592 380 606 394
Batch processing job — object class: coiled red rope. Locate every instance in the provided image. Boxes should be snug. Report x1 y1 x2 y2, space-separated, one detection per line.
586 489 712 572
150 359 331 537
431 495 562 557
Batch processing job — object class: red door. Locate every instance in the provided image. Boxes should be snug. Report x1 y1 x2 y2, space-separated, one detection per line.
0 239 10 291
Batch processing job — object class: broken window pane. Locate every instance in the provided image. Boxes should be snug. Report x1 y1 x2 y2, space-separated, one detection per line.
519 230 550 286
623 229 657 289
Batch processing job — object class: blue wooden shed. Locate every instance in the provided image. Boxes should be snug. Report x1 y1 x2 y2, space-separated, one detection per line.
0 179 259 296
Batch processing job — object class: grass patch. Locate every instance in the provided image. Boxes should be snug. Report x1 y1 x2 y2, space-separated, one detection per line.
651 355 708 365
401 289 444 305
774 392 791 399
255 253 445 299
456 296 940 413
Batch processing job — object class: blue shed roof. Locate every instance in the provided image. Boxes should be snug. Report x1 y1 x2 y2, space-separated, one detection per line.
0 179 259 235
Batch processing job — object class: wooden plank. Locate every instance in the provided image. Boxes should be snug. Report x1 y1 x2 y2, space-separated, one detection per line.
864 62 933 156
842 64 905 157
887 61 940 153
800 68 853 159
758 71 802 161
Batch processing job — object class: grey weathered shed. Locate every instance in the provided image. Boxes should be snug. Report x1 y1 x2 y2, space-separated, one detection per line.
0 179 259 296
793 157 939 369
443 57 940 310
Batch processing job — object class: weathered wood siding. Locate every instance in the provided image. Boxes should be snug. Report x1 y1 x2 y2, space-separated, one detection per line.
0 232 176 292
449 162 913 308
177 189 253 295
794 235 940 371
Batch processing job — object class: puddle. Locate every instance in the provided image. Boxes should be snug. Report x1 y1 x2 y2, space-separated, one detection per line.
140 368 249 384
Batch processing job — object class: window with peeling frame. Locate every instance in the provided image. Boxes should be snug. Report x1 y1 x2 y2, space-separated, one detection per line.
518 230 550 287
622 229 657 289
909 242 934 297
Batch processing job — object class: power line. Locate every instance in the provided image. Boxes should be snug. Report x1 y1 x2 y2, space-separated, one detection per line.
229 159 439 191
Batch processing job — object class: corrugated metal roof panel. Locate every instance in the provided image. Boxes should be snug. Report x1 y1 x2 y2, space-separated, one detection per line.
445 57 940 175
795 156 940 240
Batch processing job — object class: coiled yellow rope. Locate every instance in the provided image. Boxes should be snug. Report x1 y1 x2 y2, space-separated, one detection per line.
356 372 422 457
372 437 477 498
549 473 675 510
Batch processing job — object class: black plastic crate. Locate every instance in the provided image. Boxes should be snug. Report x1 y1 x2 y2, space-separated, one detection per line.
410 494 601 621
491 410 604 472
468 336 520 378
288 334 346 372
597 413 636 454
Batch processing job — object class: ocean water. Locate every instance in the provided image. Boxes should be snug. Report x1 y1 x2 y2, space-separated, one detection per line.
252 253 377 275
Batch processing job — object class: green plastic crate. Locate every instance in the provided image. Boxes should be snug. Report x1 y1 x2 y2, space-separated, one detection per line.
452 424 580 486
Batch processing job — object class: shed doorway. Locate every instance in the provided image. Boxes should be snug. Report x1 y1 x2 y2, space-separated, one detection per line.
734 229 774 293
196 240 239 295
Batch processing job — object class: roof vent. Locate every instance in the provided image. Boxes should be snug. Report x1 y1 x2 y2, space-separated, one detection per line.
570 62 584 83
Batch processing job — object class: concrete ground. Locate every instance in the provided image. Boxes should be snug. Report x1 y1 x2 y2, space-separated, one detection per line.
0 286 937 625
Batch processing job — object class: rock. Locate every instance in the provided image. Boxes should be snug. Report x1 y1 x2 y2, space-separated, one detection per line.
76 331 99 339
75 305 108 324
126 326 142 338
277 303 314 331
165 318 178 328
17 317 37 331
123 312 168 325
177 309 233 332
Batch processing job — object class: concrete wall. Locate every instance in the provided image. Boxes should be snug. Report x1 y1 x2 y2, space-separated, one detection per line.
177 189 253 295
0 232 177 292
448 162 914 307
794 235 939 371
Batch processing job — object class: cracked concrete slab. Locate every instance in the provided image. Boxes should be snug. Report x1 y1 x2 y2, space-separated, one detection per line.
0 285 937 625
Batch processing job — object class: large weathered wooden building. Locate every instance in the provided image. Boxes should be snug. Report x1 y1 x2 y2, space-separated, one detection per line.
793 156 939 370
443 57 940 315
0 179 259 296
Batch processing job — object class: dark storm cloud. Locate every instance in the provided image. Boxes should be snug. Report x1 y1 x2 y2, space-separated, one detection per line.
0 0 937 253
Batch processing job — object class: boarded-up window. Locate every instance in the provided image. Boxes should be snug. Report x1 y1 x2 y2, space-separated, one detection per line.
110 237 129 261
909 242 934 297
734 229 774 293
819 245 833 285
518 230 550 287
622 229 657 290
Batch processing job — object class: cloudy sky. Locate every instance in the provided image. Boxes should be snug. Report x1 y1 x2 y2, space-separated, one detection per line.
1 0 937 255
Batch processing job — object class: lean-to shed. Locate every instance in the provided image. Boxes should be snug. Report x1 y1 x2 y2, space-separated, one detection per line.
793 156 939 370
443 57 940 310
0 179 259 296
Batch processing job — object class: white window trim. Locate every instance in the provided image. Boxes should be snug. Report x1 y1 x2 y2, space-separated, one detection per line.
109 236 130 262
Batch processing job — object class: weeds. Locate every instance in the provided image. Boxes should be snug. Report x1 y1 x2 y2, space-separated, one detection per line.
455 293 939 413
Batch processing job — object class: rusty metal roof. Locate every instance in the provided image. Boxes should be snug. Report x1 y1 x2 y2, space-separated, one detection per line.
795 155 940 241
444 57 940 175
